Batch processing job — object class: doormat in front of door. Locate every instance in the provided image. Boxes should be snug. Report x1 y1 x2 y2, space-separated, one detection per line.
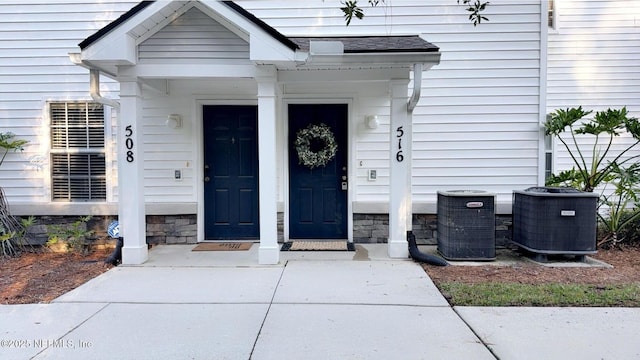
192 243 253 251
280 241 355 251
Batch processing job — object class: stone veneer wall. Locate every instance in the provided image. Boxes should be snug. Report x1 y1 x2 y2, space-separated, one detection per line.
353 214 513 246
146 215 198 244
22 213 509 247
22 215 199 246
21 215 119 247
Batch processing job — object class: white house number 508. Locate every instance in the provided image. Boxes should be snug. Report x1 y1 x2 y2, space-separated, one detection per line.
396 126 404 162
125 125 134 163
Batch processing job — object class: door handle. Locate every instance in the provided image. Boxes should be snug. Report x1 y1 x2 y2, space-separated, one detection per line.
204 176 211 182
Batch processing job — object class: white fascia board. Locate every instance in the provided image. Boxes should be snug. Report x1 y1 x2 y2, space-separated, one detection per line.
79 1 179 64
307 52 442 68
81 33 136 65
198 0 299 63
249 36 298 63
278 67 410 83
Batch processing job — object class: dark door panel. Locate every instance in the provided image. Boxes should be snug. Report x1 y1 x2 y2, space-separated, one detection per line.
203 105 259 240
288 104 348 239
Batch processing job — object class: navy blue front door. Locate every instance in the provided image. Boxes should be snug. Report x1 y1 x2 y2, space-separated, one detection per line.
289 104 348 239
203 105 259 240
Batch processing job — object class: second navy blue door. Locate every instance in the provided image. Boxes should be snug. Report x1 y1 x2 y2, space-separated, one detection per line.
203 105 259 240
289 104 348 239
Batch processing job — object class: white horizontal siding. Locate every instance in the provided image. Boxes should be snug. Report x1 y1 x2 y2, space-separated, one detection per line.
240 1 540 204
1 1 546 211
0 1 137 205
233 0 544 205
547 0 640 184
138 7 251 65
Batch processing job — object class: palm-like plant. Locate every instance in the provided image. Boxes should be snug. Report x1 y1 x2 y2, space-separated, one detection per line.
0 132 29 256
545 107 640 247
545 107 640 192
598 163 640 247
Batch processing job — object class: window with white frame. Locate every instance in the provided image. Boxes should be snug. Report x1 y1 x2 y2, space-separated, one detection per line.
544 115 554 181
548 0 557 30
50 102 106 201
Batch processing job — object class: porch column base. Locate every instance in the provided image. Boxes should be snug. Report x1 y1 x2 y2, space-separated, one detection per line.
258 245 280 265
388 239 409 259
122 245 148 265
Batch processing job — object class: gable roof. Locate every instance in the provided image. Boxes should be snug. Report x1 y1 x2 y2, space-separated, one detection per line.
79 1 153 49
221 1 299 51
79 1 299 51
79 1 438 55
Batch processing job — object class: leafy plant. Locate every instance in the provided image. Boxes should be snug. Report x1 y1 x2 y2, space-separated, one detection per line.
545 106 640 246
339 0 376 25
0 132 29 257
458 0 490 26
597 163 640 247
337 0 489 26
0 226 17 257
0 217 35 257
0 132 28 168
47 216 94 253
545 107 640 192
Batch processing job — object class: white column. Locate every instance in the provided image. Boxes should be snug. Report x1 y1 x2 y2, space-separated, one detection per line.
388 79 412 258
256 67 280 265
118 80 148 264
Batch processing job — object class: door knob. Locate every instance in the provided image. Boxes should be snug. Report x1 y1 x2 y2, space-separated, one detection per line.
204 176 211 182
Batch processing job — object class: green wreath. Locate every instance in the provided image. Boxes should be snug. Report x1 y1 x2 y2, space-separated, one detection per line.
294 123 338 169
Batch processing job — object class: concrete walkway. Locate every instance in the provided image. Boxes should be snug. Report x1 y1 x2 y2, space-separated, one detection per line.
1 244 639 360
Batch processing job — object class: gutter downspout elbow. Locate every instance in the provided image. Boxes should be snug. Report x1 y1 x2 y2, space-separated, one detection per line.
90 69 120 110
407 63 423 113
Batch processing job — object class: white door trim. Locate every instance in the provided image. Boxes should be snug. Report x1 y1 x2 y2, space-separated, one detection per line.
282 97 355 243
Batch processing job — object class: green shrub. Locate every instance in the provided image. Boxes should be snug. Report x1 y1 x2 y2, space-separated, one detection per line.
46 216 94 253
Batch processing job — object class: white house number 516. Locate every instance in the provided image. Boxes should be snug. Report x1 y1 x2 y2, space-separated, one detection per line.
125 125 134 163
396 126 404 162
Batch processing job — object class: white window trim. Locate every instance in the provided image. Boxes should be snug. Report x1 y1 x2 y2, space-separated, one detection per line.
548 0 560 33
46 100 110 202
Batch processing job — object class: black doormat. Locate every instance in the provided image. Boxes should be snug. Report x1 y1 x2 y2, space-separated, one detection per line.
280 241 355 251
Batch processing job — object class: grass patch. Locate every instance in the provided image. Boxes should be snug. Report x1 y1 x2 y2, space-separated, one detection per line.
439 282 640 307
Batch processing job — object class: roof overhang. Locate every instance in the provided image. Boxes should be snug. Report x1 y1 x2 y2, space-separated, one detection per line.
72 1 441 79
74 1 303 76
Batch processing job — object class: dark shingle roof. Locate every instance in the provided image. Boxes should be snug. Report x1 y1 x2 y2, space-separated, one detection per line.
79 1 438 54
221 1 299 50
289 36 438 53
79 1 299 51
79 1 153 49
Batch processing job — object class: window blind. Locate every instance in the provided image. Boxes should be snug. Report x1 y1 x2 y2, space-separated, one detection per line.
50 102 106 201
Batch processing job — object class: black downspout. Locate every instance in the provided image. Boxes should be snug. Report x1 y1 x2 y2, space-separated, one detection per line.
407 231 448 266
105 237 123 266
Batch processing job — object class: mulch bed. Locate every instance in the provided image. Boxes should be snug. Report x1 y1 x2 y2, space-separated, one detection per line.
0 249 114 304
423 245 640 286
